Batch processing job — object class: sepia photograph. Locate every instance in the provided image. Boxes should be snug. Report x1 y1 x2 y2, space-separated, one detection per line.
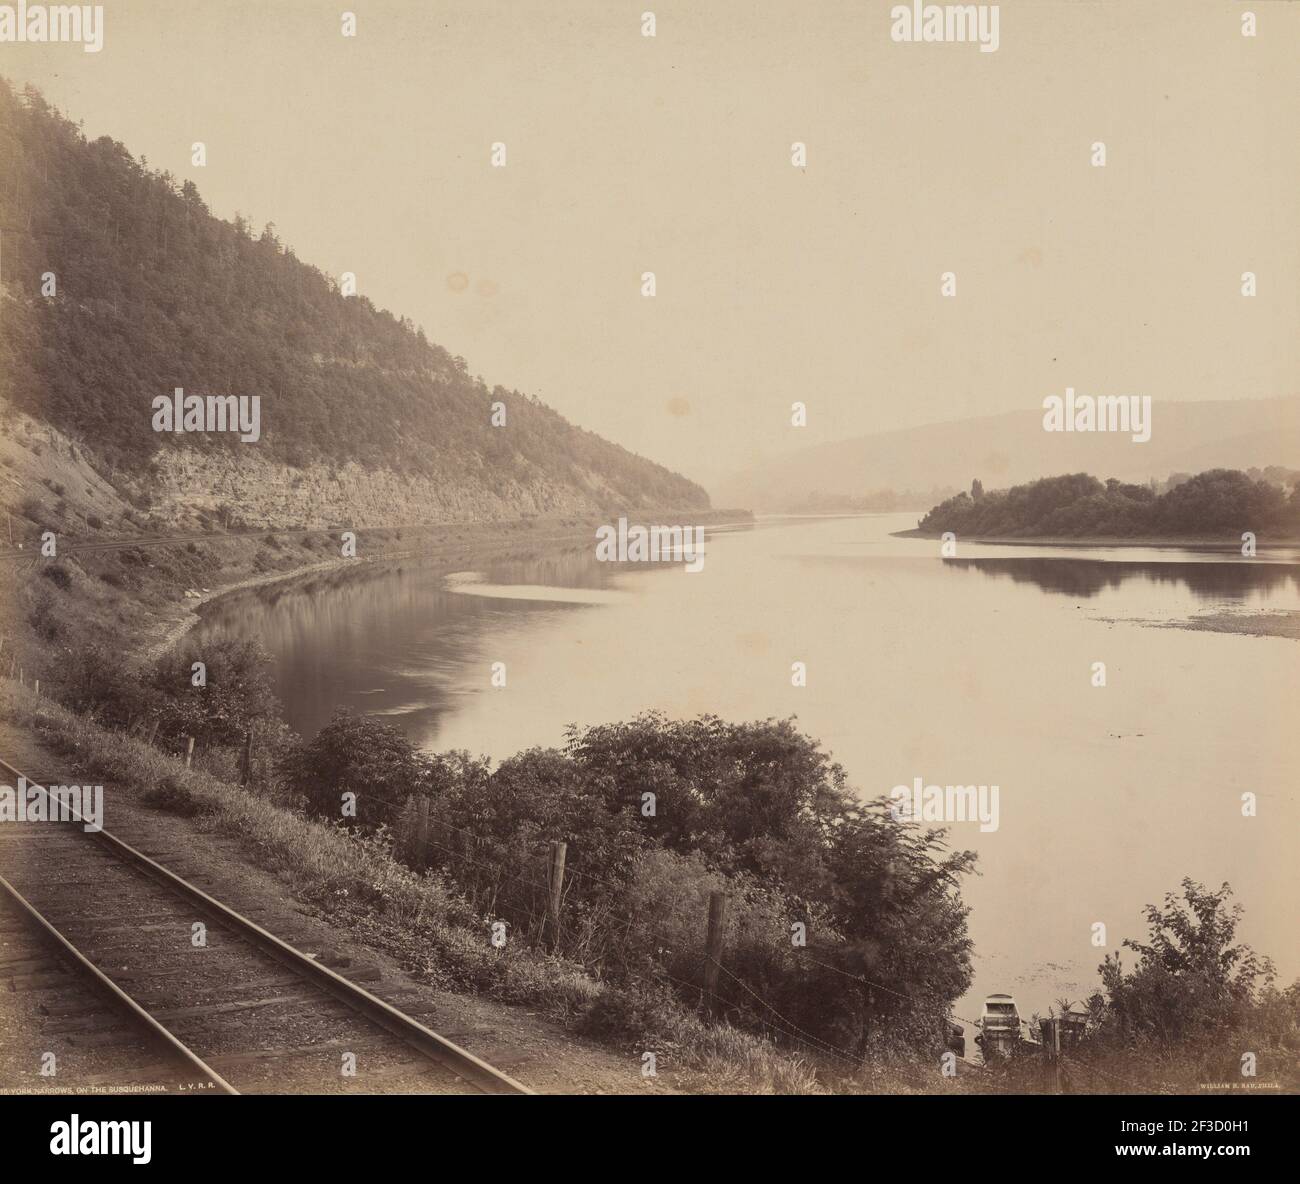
0 0 1295 1164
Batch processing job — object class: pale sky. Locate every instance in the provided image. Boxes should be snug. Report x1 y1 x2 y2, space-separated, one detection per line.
8 0 1298 491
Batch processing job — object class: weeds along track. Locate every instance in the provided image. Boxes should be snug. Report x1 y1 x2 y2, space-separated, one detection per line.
0 756 531 1096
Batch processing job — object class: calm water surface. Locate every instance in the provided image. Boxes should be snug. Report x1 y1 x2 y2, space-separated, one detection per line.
195 514 1300 1031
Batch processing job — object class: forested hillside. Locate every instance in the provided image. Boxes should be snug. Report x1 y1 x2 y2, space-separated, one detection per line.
0 79 707 518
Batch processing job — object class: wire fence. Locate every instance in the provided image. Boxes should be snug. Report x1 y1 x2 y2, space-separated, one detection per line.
270 777 1115 1092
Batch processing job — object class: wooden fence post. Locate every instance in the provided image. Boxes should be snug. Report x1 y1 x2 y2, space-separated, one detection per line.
413 796 430 870
703 890 728 1016
184 735 195 769
432 812 448 867
545 840 567 951
1040 1017 1062 1094
239 729 253 786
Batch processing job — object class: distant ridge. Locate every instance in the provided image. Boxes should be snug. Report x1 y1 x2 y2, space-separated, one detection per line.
713 397 1300 511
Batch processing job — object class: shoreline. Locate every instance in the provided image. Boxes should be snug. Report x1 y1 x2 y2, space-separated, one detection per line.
143 553 364 663
142 510 751 663
891 529 1300 553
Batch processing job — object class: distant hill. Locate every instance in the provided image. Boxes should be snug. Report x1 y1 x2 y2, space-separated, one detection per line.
714 399 1300 513
0 80 708 528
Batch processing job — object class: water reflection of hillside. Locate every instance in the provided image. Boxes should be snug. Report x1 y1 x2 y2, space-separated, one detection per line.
194 549 614 743
200 549 612 629
943 558 1300 600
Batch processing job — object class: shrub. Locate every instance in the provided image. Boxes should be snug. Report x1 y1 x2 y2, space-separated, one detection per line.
40 565 72 591
1095 879 1278 1047
278 709 424 829
147 637 281 752
142 775 217 817
26 587 62 641
50 641 160 727
579 979 683 1042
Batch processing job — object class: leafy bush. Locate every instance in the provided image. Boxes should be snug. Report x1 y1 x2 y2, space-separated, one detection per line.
147 637 280 752
278 709 427 829
1095 879 1280 1046
49 641 160 727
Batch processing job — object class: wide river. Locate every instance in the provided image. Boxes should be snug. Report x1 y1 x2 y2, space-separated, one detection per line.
195 513 1299 1033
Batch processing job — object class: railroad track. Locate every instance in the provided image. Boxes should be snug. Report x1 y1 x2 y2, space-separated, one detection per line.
0 529 316 565
0 524 603 565
0 756 531 1096
0 878 216 1093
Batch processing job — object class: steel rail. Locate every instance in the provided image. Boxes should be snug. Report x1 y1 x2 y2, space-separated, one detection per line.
0 867 240 1094
0 755 533 1096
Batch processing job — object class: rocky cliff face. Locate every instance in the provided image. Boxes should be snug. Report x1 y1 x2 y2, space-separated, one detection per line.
149 448 613 529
